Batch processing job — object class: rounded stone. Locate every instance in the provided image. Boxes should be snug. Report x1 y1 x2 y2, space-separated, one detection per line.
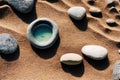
106 18 117 26
6 0 34 13
81 45 108 60
89 7 101 13
89 7 102 18
113 61 120 80
27 18 59 49
0 33 18 54
109 7 119 13
106 0 119 8
60 53 83 65
67 6 86 20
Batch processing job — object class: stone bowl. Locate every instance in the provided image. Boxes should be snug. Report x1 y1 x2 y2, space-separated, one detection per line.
27 18 59 49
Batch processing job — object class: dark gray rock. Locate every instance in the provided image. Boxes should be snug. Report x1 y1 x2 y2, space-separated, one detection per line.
6 0 34 13
0 33 18 54
113 61 120 80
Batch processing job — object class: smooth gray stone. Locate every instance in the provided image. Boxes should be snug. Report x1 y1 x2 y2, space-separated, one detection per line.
67 6 86 20
113 61 120 80
27 18 59 49
81 45 108 60
0 33 18 54
6 0 34 13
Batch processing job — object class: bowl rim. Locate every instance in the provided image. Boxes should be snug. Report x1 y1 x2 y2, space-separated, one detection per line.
27 18 59 48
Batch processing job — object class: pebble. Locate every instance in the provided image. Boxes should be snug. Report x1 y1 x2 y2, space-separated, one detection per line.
89 7 102 18
109 7 119 13
89 7 101 13
113 61 120 80
67 6 86 20
81 45 108 60
0 33 18 54
106 0 119 8
6 0 34 13
106 19 117 26
60 53 83 65
118 50 120 54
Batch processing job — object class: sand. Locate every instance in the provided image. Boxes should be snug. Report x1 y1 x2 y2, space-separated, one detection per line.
0 0 120 80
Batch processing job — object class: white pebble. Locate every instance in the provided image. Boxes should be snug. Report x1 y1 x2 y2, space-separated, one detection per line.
106 19 115 24
60 53 83 65
67 6 86 20
81 45 108 60
89 7 101 13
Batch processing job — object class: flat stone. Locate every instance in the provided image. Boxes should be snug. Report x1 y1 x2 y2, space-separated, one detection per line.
106 0 119 8
0 33 18 54
89 7 102 18
106 18 118 26
60 53 83 65
27 18 59 49
113 61 120 80
109 7 119 13
67 6 86 20
6 0 34 13
89 7 101 13
81 45 108 60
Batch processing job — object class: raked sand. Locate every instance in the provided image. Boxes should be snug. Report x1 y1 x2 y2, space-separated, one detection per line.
0 0 120 80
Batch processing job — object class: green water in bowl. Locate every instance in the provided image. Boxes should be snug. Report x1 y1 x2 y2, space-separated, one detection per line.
33 24 52 42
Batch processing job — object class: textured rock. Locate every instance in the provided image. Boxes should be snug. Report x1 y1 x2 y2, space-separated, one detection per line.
60 53 83 65
113 61 120 80
0 33 18 54
81 45 108 60
67 6 86 20
6 0 34 13
27 18 59 49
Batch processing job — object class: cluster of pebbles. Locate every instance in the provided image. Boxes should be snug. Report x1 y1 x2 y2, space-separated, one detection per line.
60 45 108 66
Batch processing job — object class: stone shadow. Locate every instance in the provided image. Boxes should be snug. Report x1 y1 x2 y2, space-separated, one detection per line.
70 15 88 31
90 12 103 18
31 36 60 59
1 46 20 61
61 62 84 77
83 54 109 70
8 0 37 24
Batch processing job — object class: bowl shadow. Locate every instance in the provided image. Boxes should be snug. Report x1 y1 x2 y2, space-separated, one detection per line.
70 15 88 31
31 36 60 59
83 54 109 70
0 46 20 61
8 0 37 24
61 62 84 77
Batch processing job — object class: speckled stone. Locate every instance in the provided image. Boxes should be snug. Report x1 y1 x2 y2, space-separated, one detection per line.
6 0 34 13
0 33 18 54
113 61 120 80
